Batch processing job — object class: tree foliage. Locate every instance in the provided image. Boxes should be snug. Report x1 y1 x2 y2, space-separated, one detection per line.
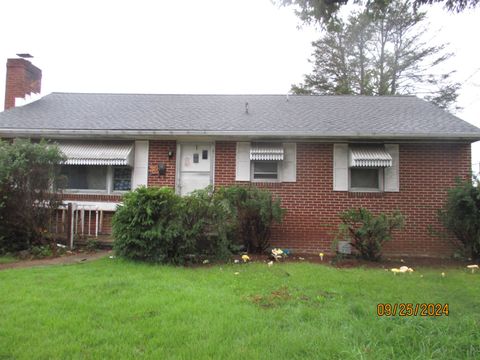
338 207 405 261
275 0 479 26
0 139 65 253
291 0 460 111
438 178 480 260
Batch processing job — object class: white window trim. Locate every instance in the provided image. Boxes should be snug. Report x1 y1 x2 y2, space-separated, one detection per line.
348 167 384 193
250 160 283 183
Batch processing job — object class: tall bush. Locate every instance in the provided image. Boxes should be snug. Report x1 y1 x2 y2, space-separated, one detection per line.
438 178 480 260
112 187 186 263
338 208 404 261
112 187 236 264
216 186 285 253
181 187 234 259
112 185 285 263
0 139 65 253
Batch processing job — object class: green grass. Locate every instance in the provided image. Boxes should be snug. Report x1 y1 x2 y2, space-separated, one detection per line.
0 259 479 359
0 255 17 264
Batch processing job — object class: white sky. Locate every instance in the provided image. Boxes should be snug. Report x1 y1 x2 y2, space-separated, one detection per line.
0 0 479 167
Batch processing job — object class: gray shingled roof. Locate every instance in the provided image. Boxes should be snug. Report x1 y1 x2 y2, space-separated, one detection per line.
0 93 479 140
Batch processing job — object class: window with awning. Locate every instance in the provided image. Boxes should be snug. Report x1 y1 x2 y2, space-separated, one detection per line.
236 142 296 183
249 143 285 180
348 145 392 191
58 142 134 193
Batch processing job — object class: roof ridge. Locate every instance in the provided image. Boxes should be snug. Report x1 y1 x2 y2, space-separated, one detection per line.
49 92 418 98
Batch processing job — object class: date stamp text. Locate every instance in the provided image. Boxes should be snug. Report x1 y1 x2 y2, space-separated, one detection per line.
377 303 449 317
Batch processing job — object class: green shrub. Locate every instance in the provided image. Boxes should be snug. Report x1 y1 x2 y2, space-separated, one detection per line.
30 245 53 259
181 187 235 259
438 178 480 260
113 187 186 264
216 186 285 253
338 208 404 261
112 185 285 263
0 139 65 254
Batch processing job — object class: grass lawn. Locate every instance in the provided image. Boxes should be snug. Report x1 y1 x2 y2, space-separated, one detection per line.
0 259 479 359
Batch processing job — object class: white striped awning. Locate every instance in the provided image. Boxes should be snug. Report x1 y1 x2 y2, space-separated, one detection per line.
349 146 392 168
58 142 134 166
250 144 284 161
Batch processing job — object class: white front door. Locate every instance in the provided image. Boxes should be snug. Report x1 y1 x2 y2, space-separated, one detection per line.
177 143 214 196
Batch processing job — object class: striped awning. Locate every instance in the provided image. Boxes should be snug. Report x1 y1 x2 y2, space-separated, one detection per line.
250 144 284 161
349 146 392 168
58 142 134 166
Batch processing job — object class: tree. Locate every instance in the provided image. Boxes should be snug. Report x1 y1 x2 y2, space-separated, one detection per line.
438 178 480 260
291 0 461 111
276 0 479 26
0 139 65 253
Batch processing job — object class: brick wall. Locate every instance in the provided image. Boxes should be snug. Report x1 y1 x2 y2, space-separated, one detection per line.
214 141 471 257
62 140 470 257
148 140 177 188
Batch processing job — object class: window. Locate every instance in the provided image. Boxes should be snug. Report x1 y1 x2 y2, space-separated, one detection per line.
61 165 132 193
350 168 383 191
333 143 398 192
252 161 278 180
61 166 107 190
113 167 132 191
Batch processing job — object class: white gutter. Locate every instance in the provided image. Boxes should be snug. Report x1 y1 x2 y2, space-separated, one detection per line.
1 128 480 141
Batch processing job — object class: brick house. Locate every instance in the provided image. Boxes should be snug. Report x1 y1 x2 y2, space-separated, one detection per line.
1 57 480 257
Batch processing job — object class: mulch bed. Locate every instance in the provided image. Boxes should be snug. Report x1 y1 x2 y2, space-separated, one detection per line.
229 253 474 269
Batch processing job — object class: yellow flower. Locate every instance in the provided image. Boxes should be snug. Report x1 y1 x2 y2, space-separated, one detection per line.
319 253 324 261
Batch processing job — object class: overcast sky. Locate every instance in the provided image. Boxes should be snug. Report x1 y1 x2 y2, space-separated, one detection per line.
1 0 479 166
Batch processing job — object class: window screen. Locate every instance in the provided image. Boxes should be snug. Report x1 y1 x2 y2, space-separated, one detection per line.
350 168 379 189
61 165 107 190
253 161 278 180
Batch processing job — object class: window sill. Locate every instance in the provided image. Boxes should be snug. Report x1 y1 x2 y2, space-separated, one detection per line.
349 188 382 193
347 191 385 198
63 190 131 195
63 189 109 194
251 179 282 184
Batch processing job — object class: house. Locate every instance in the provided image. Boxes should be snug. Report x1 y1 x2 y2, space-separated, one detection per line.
2 57 480 257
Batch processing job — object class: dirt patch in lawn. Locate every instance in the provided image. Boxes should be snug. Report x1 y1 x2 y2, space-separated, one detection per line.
0 250 111 271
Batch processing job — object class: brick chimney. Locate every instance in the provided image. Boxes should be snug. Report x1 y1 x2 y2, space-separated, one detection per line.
4 58 42 110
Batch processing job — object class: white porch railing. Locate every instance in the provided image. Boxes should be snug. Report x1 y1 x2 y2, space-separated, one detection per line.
54 203 106 249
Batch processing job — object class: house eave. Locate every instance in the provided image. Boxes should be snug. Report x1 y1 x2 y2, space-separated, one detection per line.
1 128 480 142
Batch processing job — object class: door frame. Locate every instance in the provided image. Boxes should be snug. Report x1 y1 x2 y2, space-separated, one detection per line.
175 141 215 195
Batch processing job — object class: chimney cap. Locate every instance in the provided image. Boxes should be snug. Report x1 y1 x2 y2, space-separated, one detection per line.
16 53 33 59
